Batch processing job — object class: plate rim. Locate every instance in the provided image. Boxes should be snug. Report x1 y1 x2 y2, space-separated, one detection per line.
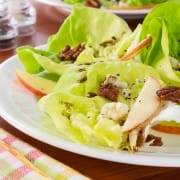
1 51 180 167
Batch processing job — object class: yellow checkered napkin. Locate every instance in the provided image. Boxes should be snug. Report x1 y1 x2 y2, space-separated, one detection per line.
0 128 90 180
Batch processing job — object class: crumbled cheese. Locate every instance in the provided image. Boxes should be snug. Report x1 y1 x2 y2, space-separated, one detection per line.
104 74 127 89
135 78 146 84
122 88 131 99
170 56 180 70
99 102 129 122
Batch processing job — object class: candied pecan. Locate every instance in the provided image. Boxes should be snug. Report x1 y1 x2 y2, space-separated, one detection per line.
137 130 144 147
156 86 180 103
85 0 101 8
87 92 97 98
103 74 126 88
98 83 119 101
145 134 163 146
59 44 85 62
145 134 156 143
149 137 163 146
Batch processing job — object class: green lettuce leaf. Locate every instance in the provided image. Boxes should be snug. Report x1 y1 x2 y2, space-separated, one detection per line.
17 46 60 74
38 60 161 148
118 24 142 59
75 47 95 64
94 118 123 149
70 112 94 142
64 0 83 4
38 89 125 147
38 91 103 143
121 0 167 6
48 5 131 53
39 92 85 143
141 0 180 61
38 72 59 82
33 54 73 76
140 0 180 86
85 61 161 106
53 65 86 95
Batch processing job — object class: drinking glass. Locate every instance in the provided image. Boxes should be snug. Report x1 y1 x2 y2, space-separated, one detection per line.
11 0 36 36
0 0 17 51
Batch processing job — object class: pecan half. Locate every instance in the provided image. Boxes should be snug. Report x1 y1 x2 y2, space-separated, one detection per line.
85 0 101 8
156 86 180 103
98 74 123 101
98 83 119 101
59 44 85 62
149 137 163 146
145 134 156 143
145 134 163 147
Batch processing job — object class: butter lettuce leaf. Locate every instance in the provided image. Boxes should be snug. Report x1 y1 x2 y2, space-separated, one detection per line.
38 89 125 147
121 0 167 6
118 24 142 60
94 118 123 149
38 91 105 143
85 61 161 106
48 5 131 53
53 65 86 95
39 92 85 143
53 60 161 102
140 0 180 85
17 46 60 74
141 0 180 60
33 54 73 76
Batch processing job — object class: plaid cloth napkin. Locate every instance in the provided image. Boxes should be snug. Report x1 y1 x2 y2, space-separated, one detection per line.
0 128 90 180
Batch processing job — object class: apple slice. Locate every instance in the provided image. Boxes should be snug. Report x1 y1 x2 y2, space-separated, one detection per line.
122 76 161 132
16 70 56 96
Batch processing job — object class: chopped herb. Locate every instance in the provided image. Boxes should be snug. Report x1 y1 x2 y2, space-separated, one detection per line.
78 68 85 72
78 76 87 83
87 92 97 98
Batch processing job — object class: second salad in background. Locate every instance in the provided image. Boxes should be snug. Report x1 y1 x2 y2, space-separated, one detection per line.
63 0 169 9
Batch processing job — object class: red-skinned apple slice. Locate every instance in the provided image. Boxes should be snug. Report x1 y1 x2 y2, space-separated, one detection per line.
16 70 56 97
122 76 161 132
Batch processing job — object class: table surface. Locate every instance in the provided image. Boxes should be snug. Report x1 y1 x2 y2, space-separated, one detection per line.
0 2 180 180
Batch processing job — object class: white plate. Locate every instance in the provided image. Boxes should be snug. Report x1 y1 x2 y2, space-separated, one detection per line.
1 47 180 167
35 0 151 19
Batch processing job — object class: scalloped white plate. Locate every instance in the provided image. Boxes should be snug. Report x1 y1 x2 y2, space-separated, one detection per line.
0 46 180 167
35 0 151 19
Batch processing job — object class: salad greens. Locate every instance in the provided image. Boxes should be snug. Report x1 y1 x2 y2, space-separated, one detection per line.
17 46 60 74
17 1 179 151
120 0 167 6
39 91 100 143
85 61 161 105
140 0 180 85
39 60 160 148
48 5 131 53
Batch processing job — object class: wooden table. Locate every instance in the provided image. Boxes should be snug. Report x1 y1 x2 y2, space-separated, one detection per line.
0 2 180 180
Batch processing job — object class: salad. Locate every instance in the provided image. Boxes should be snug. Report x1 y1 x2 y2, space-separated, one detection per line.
16 0 180 151
63 0 168 10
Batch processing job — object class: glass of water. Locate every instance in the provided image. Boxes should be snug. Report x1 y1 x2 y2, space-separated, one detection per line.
10 0 36 37
0 0 17 51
